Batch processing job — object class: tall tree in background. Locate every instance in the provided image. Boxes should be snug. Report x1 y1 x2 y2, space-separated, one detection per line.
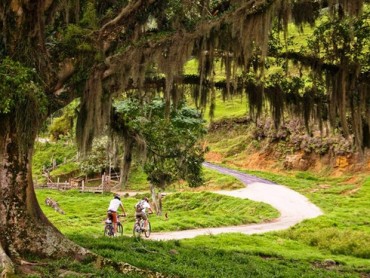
0 0 368 276
112 98 207 214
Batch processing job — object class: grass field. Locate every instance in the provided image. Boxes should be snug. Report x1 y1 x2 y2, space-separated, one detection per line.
32 168 370 277
36 189 278 236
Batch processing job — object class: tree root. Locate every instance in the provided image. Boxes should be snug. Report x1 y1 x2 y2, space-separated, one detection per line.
95 256 167 278
20 260 48 266
0 244 14 278
1 224 164 277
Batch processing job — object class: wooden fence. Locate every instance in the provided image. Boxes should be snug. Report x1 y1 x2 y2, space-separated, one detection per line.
38 173 119 193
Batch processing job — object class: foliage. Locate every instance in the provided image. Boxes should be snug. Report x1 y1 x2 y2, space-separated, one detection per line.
4 0 370 275
0 57 46 114
79 136 110 176
307 11 370 67
113 98 208 188
48 100 79 140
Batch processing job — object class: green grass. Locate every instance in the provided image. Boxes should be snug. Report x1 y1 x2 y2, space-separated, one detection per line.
212 164 370 260
64 233 367 278
125 165 149 191
36 189 278 236
184 59 248 123
49 161 79 178
33 171 370 277
202 167 245 190
204 93 247 122
33 139 78 182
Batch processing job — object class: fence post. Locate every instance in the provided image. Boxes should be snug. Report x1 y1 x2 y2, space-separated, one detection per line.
102 173 105 192
81 180 85 192
57 177 60 190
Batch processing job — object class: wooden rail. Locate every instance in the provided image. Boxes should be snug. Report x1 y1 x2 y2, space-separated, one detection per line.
38 173 116 194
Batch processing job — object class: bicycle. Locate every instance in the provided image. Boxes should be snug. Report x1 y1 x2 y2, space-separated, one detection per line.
104 213 124 237
133 215 151 238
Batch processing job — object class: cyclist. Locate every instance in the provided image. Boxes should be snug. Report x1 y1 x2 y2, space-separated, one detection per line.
135 197 153 230
107 193 126 235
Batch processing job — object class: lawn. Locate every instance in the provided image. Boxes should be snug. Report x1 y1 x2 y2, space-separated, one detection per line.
33 169 370 277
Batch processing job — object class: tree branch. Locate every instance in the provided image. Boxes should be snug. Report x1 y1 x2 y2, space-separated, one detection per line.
98 0 157 52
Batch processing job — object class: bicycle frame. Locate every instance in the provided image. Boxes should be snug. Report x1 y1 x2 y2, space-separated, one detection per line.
105 213 124 237
133 216 151 238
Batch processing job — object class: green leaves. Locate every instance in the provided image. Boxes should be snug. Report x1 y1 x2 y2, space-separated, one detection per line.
113 98 207 188
0 57 46 114
308 11 370 65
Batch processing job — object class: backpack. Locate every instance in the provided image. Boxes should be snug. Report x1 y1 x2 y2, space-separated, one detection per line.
135 201 144 212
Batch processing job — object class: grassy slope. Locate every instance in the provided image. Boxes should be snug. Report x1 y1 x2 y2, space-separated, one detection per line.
35 192 369 278
33 171 370 277
36 190 278 236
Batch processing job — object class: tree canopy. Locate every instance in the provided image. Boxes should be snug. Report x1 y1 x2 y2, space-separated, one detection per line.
112 98 207 188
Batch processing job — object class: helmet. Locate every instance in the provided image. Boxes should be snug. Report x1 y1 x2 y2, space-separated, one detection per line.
114 194 121 200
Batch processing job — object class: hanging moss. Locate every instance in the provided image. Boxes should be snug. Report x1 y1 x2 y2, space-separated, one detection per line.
74 0 369 153
328 0 364 17
302 89 314 133
291 0 320 28
76 68 112 155
265 85 284 129
246 81 264 121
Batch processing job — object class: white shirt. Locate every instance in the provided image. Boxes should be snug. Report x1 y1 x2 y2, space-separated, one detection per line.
108 198 122 212
141 200 151 213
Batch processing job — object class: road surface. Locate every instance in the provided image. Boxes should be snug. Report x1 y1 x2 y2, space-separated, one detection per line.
150 162 322 240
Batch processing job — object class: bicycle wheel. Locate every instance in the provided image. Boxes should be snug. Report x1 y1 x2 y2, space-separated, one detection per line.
132 223 141 238
104 224 114 236
117 223 123 236
144 222 151 238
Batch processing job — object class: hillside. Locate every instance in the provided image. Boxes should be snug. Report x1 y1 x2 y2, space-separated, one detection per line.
204 115 370 177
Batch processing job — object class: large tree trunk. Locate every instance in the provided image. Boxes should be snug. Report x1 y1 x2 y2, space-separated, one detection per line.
0 116 90 276
0 116 162 277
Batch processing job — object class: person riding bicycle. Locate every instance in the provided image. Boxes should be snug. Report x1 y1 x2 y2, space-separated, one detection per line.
107 193 126 235
135 197 153 230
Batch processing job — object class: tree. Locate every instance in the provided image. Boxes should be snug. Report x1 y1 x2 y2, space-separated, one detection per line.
112 98 207 214
0 0 367 276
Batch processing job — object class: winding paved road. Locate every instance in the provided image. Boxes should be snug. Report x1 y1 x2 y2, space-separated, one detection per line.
150 162 323 240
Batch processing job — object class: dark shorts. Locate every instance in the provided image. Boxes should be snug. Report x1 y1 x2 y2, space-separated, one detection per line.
108 210 118 223
135 211 147 220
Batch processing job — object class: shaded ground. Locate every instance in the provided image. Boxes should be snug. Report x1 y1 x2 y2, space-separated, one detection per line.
150 162 323 240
